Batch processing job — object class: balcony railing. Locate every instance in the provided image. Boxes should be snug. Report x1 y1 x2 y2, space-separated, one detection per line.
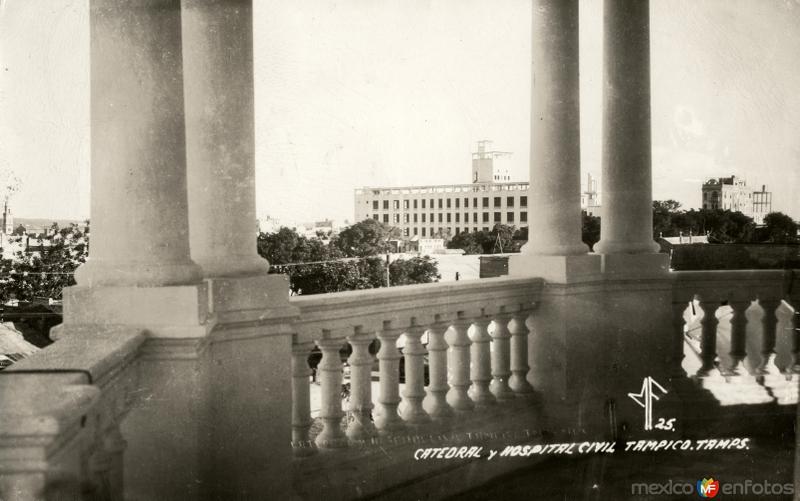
1 269 798 499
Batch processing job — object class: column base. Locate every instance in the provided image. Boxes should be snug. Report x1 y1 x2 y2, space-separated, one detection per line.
508 253 602 283
74 259 204 287
194 255 271 280
600 252 670 279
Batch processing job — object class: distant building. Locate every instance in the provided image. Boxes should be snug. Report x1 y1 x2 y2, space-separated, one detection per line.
2 201 13 235
355 142 602 240
701 176 772 224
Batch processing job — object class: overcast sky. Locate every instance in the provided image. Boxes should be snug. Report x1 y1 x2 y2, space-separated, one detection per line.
1 0 798 225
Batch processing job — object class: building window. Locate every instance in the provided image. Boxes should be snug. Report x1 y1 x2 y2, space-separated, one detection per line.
430 199 435 208
383 200 389 210
383 214 389 223
520 212 527 222
438 214 443 223
494 197 501 208
520 196 527 208
403 200 409 210
404 228 409 236
455 198 460 208
463 228 469 234
474 227 479 233
422 199 426 209
507 197 514 207
482 197 489 208
455 228 460 235
413 199 418 209
393 200 400 210
414 214 418 223
464 198 469 208
473 213 478 223
404 214 410 223
422 227 426 237
446 199 451 209
483 227 489 232
455 213 460 223
494 212 501 222
507 212 515 222
422 213 426 223
483 213 489 223
373 214 379 220
372 200 379 210
447 213 451 223
473 197 478 207
413 228 418 235
393 214 400 223
431 213 434 222
438 199 443 209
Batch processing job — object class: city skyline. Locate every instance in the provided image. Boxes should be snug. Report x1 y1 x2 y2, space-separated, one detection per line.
2 0 799 224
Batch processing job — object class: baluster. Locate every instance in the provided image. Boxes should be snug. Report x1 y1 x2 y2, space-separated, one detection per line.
346 327 378 441
670 301 689 378
315 337 347 448
725 300 750 376
489 311 514 401
760 299 783 374
400 319 431 426
87 433 111 500
375 322 405 434
697 299 720 377
508 309 534 395
423 318 454 420
291 341 316 455
446 315 474 411
469 315 496 407
102 425 126 501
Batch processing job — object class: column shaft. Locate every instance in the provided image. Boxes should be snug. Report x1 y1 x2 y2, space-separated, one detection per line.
595 0 659 254
182 0 269 277
79 0 202 286
524 0 586 256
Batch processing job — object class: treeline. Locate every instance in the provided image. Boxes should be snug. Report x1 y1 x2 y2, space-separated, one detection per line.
257 219 440 295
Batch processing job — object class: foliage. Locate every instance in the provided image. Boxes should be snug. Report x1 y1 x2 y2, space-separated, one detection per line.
447 224 523 254
331 219 400 258
257 225 439 295
0 230 87 303
651 200 756 244
581 213 601 251
389 256 441 285
762 212 798 243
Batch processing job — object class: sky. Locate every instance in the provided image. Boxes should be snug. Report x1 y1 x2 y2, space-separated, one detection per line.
1 0 799 225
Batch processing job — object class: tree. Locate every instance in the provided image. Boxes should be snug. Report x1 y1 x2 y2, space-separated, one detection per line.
652 200 682 238
582 213 601 250
0 227 88 303
331 219 399 257
762 212 798 243
488 224 516 253
13 224 26 236
389 256 441 285
447 231 486 254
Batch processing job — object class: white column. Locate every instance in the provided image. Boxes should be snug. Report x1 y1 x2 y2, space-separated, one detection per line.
291 342 316 456
445 318 474 412
489 314 515 401
315 338 347 449
522 0 586 256
509 310 535 395
77 0 202 287
346 331 378 440
594 0 660 254
400 323 431 425
423 323 454 420
468 318 496 406
182 0 269 277
375 324 405 434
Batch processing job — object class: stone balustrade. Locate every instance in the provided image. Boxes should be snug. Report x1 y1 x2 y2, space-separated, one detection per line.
0 327 144 501
289 276 542 455
672 270 800 389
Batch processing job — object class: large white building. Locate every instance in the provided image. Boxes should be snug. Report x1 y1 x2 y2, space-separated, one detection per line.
701 176 772 224
354 141 600 238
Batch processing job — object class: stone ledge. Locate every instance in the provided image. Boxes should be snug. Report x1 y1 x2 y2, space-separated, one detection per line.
508 254 602 284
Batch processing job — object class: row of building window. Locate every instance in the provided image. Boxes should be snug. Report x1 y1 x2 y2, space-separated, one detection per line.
372 196 528 211
373 212 528 224
402 227 499 237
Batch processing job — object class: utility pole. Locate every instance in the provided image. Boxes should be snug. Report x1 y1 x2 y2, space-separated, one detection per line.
385 253 390 287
